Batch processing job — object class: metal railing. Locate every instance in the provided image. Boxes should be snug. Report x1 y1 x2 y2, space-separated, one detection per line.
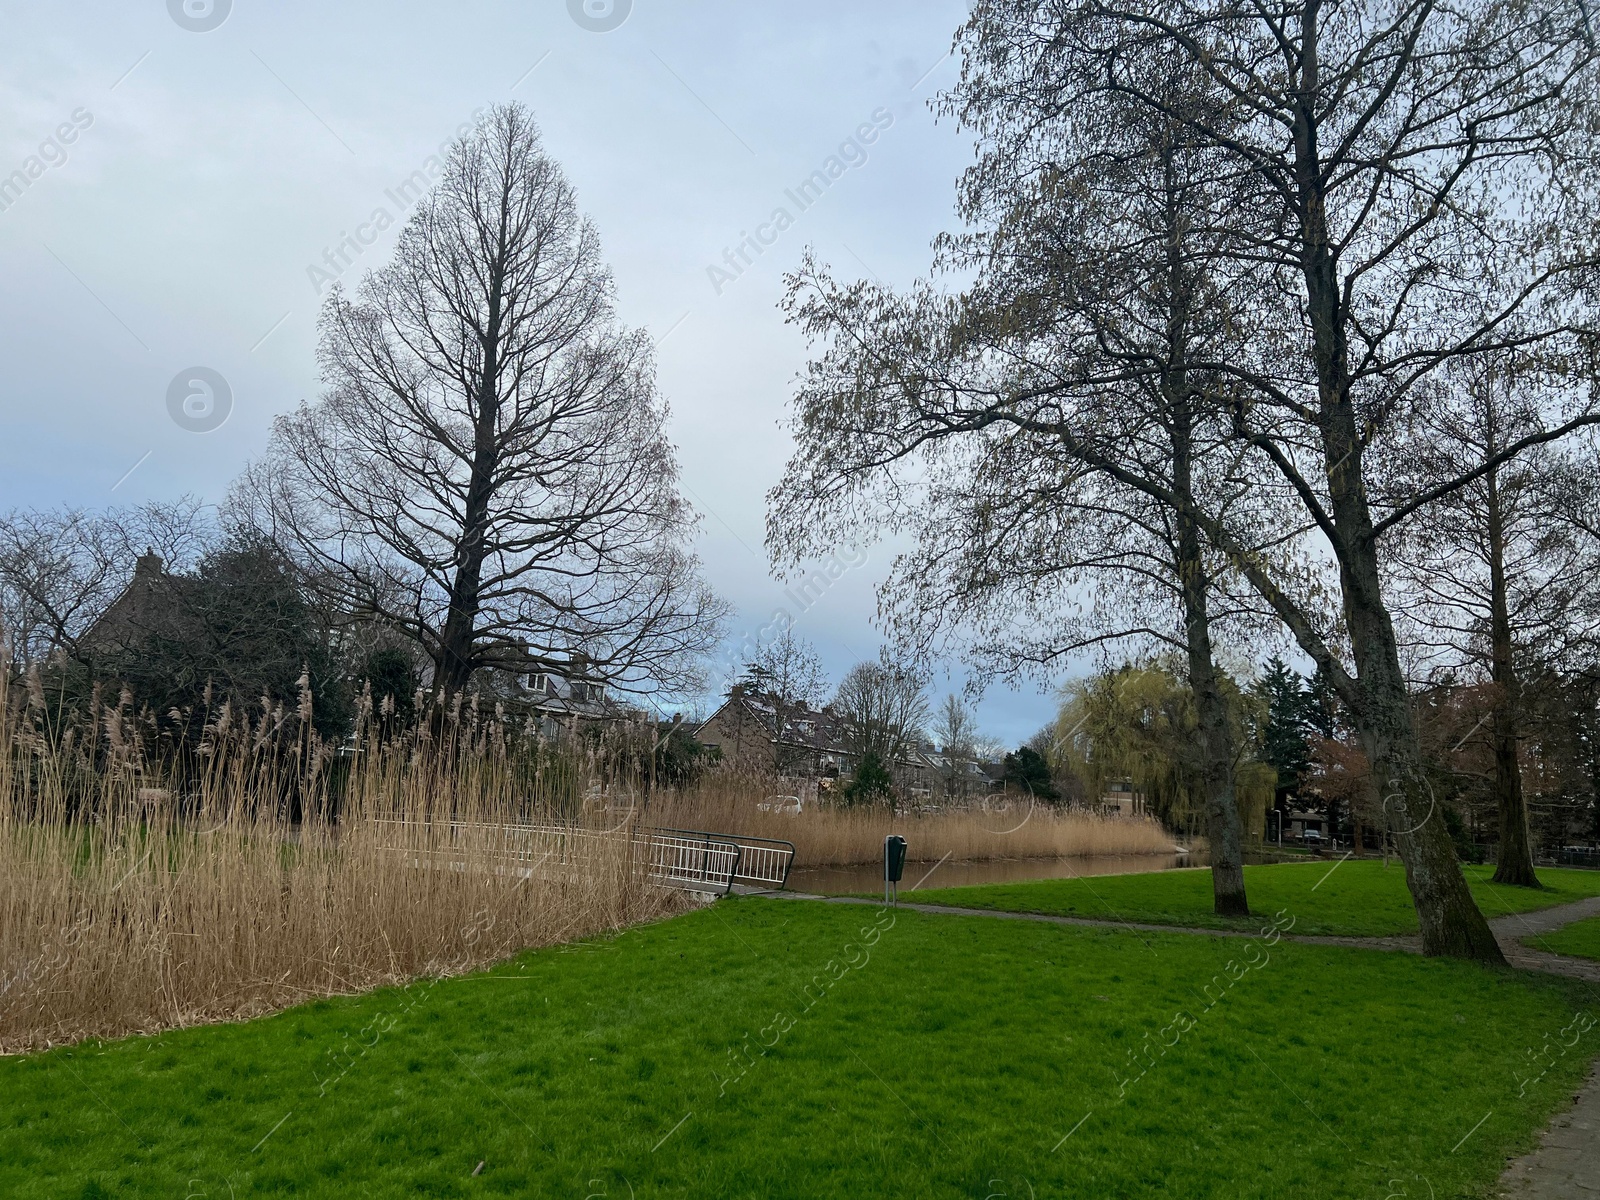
650 827 796 891
640 828 743 894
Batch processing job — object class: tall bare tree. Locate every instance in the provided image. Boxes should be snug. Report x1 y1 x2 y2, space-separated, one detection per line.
832 656 932 789
935 694 974 759
737 629 828 775
771 76 1277 913
934 0 1600 958
239 104 724 700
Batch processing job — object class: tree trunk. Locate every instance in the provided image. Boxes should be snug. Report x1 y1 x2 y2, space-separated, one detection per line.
1328 446 1503 958
1484 454 1540 886
1172 501 1248 915
1160 148 1249 919
1290 15 1501 960
433 277 507 698
1187 600 1250 916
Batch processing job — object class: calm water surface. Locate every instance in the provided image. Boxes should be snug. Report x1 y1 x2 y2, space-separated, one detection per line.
786 852 1204 895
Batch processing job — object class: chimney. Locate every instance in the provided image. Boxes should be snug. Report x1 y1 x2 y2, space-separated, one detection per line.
135 547 164 578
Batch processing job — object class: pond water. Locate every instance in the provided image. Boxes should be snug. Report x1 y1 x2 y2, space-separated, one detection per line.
786 852 1203 895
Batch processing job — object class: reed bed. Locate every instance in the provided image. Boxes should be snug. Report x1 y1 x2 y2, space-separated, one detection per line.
652 775 1177 867
1 664 1174 1053
0 681 683 1054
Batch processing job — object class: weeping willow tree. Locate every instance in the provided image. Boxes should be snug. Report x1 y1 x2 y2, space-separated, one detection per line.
1053 661 1272 842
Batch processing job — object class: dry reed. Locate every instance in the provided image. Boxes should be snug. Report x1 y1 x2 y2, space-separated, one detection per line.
652 774 1177 867
0 679 683 1054
1 667 1175 1054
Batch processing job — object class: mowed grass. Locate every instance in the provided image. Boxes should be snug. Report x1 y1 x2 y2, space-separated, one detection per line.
907 860 1600 938
2 899 1597 1198
1533 913 1600 962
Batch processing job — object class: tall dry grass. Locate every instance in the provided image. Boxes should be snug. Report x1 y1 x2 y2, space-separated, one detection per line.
653 774 1177 866
1 664 1175 1053
0 678 682 1054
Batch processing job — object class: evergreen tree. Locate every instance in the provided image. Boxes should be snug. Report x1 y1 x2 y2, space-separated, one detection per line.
1003 745 1060 801
844 749 894 807
1254 657 1310 805
358 647 420 733
1300 663 1340 740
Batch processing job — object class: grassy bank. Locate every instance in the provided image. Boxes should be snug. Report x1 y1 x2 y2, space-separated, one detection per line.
1 899 1594 1198
905 860 1600 937
1533 914 1600 961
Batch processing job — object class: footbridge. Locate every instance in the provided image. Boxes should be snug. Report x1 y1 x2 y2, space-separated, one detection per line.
377 819 796 895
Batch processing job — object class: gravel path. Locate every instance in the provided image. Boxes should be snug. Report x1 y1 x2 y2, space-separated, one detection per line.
1491 897 1600 985
766 890 1600 976
1498 1059 1600 1199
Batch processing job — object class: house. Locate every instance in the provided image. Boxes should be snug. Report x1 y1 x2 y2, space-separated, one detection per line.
1284 808 1326 841
909 743 1001 804
74 549 196 661
694 687 998 805
694 686 855 799
475 645 631 735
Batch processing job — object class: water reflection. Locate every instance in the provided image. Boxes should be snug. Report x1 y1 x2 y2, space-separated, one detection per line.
787 852 1201 895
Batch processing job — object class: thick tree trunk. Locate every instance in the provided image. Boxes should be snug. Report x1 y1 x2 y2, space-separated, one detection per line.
1323 434 1502 957
1290 15 1501 959
1187 607 1250 916
1491 709 1536 885
433 278 507 698
1173 506 1248 916
1160 154 1248 919
1484 458 1540 886
434 489 493 695
1326 442 1503 958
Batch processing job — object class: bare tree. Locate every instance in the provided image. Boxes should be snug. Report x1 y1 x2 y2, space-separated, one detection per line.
936 694 974 759
1386 357 1600 884
922 0 1600 959
737 629 828 775
935 693 982 800
0 498 211 668
832 656 932 786
771 77 1277 913
238 104 725 700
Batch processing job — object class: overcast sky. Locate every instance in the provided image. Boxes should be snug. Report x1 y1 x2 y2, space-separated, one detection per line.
0 0 1077 745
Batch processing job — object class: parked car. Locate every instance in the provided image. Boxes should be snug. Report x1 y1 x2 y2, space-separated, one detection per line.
757 795 803 816
1303 828 1322 845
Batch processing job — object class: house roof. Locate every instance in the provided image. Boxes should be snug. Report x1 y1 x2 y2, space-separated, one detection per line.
78 551 200 655
698 689 850 753
697 688 1000 780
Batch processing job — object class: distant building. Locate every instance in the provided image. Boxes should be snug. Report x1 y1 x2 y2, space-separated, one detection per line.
694 686 855 794
1101 780 1148 818
475 647 630 735
694 687 997 805
1284 808 1326 841
74 550 195 661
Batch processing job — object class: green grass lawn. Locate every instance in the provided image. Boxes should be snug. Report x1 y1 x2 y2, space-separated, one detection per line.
906 860 1600 938
1531 913 1600 962
2 898 1597 1198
